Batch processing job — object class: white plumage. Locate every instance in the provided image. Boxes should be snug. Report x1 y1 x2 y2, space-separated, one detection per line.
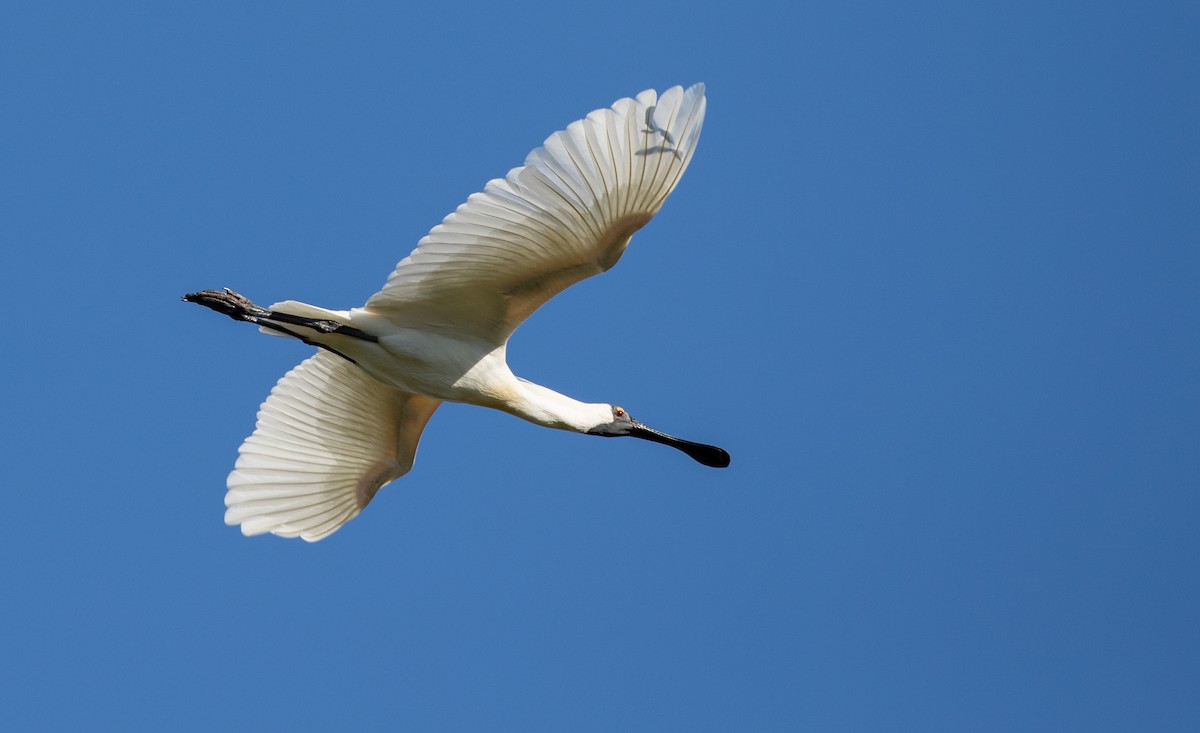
224 352 440 540
365 85 705 340
187 84 726 542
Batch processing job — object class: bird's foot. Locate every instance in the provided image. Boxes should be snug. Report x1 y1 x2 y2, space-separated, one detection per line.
182 288 271 323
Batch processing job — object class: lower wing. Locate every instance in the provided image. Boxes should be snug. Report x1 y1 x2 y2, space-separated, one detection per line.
224 351 441 541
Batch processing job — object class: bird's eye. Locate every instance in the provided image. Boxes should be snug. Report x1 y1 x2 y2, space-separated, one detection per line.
615 407 625 418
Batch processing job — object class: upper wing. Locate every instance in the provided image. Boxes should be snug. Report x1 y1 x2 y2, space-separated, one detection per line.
363 84 706 341
224 351 441 542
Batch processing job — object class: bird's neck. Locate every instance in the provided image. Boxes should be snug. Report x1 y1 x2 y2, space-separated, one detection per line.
505 379 610 433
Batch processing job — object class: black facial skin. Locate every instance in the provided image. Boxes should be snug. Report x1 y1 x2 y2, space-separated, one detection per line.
588 407 730 468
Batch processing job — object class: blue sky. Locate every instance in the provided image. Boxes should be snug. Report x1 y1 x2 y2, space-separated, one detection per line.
2 1 1197 730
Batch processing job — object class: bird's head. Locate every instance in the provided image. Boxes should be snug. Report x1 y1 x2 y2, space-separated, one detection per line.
586 405 730 468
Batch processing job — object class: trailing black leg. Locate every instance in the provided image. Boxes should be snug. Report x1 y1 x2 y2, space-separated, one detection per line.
182 289 378 341
183 288 376 364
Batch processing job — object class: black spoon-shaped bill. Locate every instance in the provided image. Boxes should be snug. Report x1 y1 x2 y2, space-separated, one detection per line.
628 422 731 468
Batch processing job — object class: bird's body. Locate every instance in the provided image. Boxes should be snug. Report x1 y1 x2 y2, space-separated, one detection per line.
254 304 609 427
187 84 728 541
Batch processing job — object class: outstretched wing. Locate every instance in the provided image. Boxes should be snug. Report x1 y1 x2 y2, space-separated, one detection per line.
224 351 441 542
363 84 706 341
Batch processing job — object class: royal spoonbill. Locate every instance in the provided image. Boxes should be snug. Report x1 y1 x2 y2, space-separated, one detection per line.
185 84 728 541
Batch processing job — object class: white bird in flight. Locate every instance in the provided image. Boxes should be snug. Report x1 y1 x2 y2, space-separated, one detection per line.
186 83 728 541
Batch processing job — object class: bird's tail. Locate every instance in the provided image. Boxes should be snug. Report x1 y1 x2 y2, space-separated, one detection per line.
254 299 347 335
224 351 440 541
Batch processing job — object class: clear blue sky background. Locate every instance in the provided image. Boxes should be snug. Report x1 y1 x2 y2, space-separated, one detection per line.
2 2 1197 730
